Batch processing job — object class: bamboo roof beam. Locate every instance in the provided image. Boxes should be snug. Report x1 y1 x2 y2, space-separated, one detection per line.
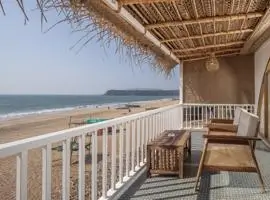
161 29 253 43
173 41 245 52
183 52 240 62
145 12 263 29
226 0 235 43
191 0 205 47
171 1 195 48
118 0 177 5
176 48 241 57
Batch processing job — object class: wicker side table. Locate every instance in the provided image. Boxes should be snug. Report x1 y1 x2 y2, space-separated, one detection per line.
147 130 191 178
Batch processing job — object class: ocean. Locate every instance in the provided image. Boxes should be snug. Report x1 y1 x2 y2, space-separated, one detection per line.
0 95 177 119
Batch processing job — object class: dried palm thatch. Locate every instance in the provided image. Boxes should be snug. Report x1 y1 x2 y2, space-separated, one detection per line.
1 0 270 70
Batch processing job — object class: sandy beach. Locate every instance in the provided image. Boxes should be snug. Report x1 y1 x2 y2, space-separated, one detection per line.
0 98 178 200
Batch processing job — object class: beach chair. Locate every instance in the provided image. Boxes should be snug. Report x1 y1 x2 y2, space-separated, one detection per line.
195 110 265 192
206 107 243 132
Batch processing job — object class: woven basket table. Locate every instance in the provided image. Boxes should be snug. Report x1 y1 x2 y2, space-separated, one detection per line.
147 130 191 178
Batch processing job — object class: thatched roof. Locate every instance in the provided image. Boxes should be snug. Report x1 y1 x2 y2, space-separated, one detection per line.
2 0 270 71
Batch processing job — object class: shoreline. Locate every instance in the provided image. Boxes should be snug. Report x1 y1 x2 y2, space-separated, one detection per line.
0 97 174 122
0 98 178 144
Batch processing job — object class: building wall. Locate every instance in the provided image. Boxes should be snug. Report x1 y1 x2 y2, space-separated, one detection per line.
254 37 270 106
183 54 254 104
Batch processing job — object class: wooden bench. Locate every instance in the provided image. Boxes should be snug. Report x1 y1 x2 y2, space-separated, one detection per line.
147 130 191 178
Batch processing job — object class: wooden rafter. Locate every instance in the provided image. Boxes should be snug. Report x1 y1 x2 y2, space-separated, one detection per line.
191 0 205 47
145 12 263 29
183 52 240 62
118 0 177 5
176 48 241 58
212 0 216 45
171 1 195 48
173 41 245 52
226 0 235 43
161 29 253 43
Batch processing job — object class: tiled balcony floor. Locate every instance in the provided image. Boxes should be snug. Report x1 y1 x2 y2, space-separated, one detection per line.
120 132 270 200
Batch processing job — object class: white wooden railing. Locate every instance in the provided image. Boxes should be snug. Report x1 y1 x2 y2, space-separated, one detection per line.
181 103 255 130
0 103 255 200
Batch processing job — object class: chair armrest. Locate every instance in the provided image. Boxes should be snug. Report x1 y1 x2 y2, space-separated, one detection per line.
203 134 261 141
209 119 234 124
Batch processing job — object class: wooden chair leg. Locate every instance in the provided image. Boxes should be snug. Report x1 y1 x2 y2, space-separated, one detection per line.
194 139 208 192
249 143 265 193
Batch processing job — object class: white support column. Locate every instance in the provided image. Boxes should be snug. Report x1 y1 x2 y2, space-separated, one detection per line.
179 61 184 129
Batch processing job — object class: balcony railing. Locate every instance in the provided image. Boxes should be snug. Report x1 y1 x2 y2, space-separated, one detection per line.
181 103 255 129
0 103 255 200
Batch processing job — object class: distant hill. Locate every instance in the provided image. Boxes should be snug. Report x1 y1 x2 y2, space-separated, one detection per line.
104 89 179 96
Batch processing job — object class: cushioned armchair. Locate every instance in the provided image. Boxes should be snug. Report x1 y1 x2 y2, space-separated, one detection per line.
195 110 265 193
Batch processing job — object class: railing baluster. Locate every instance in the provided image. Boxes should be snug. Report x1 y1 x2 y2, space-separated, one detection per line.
91 131 98 200
196 106 199 128
153 114 156 138
119 124 124 183
125 122 130 178
78 134 85 200
42 144 51 200
136 119 140 169
145 117 149 162
229 105 232 119
225 105 228 119
206 105 208 125
185 105 187 129
111 126 116 191
131 121 135 174
102 128 108 198
149 116 152 141
202 106 204 128
141 118 145 165
62 139 70 200
16 151 28 200
193 105 195 128
188 106 191 129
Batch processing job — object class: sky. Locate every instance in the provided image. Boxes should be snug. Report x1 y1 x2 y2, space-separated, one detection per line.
0 1 179 95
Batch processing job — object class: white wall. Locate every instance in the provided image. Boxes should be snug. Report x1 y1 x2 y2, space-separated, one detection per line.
255 37 270 106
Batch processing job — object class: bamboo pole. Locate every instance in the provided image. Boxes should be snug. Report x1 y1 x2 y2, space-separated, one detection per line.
146 12 263 29
161 29 253 43
182 52 240 62
173 41 244 52
176 48 241 57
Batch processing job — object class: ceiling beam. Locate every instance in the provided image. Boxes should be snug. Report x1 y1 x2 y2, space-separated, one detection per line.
145 12 263 29
161 29 253 43
173 41 245 52
176 48 241 58
118 0 177 5
241 6 270 53
183 52 240 62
